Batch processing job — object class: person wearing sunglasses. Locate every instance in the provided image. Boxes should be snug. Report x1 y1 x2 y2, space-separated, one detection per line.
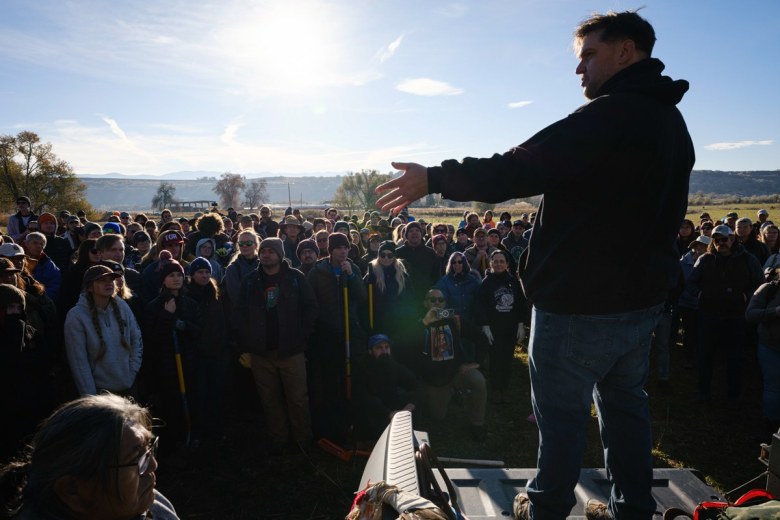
686 224 763 403
362 241 416 359
0 393 180 519
414 288 486 442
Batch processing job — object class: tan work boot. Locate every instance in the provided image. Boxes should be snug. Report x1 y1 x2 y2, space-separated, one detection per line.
584 499 612 520
512 493 530 520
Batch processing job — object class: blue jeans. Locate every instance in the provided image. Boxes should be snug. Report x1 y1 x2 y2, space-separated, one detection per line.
653 311 672 380
526 304 662 520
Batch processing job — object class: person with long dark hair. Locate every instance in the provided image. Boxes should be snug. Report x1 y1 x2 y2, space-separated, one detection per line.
0 394 179 519
474 250 526 403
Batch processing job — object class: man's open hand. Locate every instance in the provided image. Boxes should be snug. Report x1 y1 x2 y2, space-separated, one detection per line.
375 162 429 214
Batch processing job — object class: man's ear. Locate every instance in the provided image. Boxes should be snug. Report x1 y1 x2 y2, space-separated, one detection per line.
618 39 641 65
53 475 92 514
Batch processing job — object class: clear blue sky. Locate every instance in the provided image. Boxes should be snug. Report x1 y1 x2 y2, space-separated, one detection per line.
1 0 778 176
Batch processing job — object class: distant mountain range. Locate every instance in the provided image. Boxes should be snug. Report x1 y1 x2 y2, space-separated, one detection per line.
78 169 780 210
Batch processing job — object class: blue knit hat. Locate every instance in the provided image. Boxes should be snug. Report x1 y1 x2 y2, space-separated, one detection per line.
102 222 122 235
189 256 212 275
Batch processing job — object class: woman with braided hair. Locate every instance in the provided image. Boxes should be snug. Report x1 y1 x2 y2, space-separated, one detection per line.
64 265 143 397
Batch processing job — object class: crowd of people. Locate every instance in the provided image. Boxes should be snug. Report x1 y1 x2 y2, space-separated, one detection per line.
1 199 780 517
2 196 779 458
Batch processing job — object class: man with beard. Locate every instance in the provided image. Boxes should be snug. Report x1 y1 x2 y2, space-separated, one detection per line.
351 334 418 440
238 237 317 451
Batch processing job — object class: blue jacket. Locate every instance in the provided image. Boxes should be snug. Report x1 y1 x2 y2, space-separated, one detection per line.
435 269 481 318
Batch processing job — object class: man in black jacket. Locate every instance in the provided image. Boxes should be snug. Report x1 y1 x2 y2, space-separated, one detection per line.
377 11 693 520
238 237 317 449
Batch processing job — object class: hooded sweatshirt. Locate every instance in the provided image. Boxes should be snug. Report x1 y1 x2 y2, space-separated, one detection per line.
196 237 224 281
64 293 143 395
427 58 695 314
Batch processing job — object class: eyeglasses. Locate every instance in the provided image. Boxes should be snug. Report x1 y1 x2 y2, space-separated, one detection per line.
434 228 447 233
426 297 445 303
111 436 158 476
379 252 394 259
237 241 255 247
450 260 463 264
713 237 730 244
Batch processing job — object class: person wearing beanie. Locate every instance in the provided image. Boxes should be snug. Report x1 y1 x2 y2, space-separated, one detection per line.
328 230 360 263
186 253 229 443
36 212 73 272
83 222 103 240
307 227 367 440
139 231 190 304
64 264 142 397
396 219 439 309
296 238 319 276
189 256 212 277
259 237 285 262
351 333 418 440
143 249 201 447
236 224 318 449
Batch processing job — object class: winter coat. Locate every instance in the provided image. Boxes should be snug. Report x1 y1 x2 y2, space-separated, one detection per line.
64 294 143 395
434 269 482 318
30 254 61 301
223 254 260 312
237 262 317 358
687 245 764 318
427 58 694 314
307 258 366 362
746 282 780 351
142 291 201 384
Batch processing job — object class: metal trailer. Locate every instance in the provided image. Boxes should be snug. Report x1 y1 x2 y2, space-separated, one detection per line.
359 411 728 519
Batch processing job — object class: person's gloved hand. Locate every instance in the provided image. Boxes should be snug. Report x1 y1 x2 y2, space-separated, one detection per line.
482 325 494 345
517 322 526 344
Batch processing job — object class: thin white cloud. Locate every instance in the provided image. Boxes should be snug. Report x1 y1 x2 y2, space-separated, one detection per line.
375 34 404 63
508 100 533 109
396 78 463 97
704 140 772 151
37 119 442 175
435 3 468 17
101 116 129 142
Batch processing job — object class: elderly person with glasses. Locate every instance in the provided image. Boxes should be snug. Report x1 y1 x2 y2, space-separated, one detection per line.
0 394 179 519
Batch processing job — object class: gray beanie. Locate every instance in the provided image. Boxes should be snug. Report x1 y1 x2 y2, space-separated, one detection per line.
259 237 285 259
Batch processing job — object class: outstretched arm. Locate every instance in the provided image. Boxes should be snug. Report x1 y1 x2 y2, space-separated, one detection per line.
375 162 429 214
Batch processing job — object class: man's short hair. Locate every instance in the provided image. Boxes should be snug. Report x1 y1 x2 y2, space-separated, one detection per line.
574 10 656 56
25 231 47 246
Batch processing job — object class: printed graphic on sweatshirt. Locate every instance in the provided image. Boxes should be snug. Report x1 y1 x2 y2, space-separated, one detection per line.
429 325 455 362
493 286 514 312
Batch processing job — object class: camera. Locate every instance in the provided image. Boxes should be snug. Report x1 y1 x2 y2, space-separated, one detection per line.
435 308 455 319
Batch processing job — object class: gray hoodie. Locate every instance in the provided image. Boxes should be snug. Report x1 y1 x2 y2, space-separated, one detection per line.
64 294 143 395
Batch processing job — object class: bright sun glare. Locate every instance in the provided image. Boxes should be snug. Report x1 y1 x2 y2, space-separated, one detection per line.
215 2 344 96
